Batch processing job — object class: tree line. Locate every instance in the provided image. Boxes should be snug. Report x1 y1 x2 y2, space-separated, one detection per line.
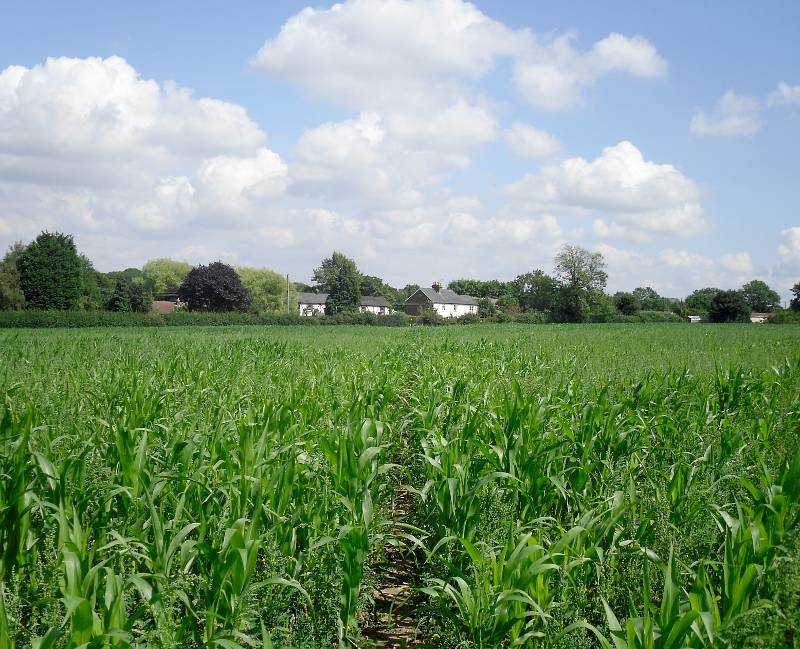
2 231 799 322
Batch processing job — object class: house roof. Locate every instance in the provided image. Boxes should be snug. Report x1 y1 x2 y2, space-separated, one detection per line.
297 292 390 307
410 287 478 306
298 292 327 305
152 300 176 315
360 295 390 307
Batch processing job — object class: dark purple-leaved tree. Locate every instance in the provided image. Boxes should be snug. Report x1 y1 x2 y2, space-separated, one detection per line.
178 261 250 312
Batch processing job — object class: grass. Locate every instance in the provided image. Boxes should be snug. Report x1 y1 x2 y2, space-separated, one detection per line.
0 323 799 648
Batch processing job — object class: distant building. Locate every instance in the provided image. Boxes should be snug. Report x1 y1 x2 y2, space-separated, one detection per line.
750 312 772 323
297 292 327 316
152 287 183 314
297 292 394 316
404 283 478 318
687 315 702 323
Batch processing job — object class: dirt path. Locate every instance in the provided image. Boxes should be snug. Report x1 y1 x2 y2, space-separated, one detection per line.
363 489 424 647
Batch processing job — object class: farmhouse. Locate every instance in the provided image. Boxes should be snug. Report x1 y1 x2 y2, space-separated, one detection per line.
151 287 183 314
297 292 393 316
404 283 478 318
750 312 772 323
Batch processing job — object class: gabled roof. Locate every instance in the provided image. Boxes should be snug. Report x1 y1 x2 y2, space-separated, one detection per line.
360 295 390 307
297 292 390 307
298 292 327 305
410 287 478 306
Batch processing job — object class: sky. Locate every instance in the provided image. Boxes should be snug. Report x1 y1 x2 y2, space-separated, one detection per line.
1 0 798 300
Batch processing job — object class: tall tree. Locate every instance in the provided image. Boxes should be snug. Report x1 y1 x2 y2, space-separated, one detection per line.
552 245 607 322
17 231 82 310
0 242 27 310
632 286 665 311
740 280 780 312
613 291 640 315
142 258 192 295
128 278 153 313
236 267 296 313
791 282 800 312
708 290 751 323
313 252 361 314
685 288 720 313
178 262 250 312
106 278 131 312
512 270 556 312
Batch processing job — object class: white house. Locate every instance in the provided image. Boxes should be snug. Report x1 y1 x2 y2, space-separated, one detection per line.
404 283 478 318
750 312 772 323
297 292 394 316
298 292 327 316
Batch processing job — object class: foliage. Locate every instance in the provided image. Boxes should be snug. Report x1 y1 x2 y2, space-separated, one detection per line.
708 289 751 323
685 287 720 314
789 281 800 312
614 291 641 315
0 324 798 648
313 252 361 315
741 279 781 312
552 245 608 323
106 278 131 312
0 243 26 310
477 297 496 317
236 266 296 314
17 231 83 310
178 261 251 312
513 270 557 312
128 278 153 313
632 286 666 311
142 258 192 295
448 278 509 299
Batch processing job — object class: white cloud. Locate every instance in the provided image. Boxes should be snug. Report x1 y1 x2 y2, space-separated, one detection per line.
254 0 666 117
690 91 761 137
505 122 561 158
0 55 290 267
766 82 800 107
658 248 713 270
196 148 288 212
778 226 800 264
719 251 754 274
514 33 667 110
506 141 707 237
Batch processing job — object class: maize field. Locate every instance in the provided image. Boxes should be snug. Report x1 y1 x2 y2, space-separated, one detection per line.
1 323 799 648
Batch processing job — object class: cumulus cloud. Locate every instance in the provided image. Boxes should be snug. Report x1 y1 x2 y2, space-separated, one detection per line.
766 82 800 107
691 82 800 138
254 0 666 118
0 55 290 269
506 141 707 238
778 226 800 264
514 33 667 110
719 252 754 274
505 122 561 158
690 91 761 137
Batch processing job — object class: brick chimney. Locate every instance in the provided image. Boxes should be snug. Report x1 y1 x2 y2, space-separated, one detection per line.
432 281 442 292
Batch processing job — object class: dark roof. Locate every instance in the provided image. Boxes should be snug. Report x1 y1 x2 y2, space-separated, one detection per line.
297 292 390 307
409 287 478 306
297 292 327 305
360 295 390 307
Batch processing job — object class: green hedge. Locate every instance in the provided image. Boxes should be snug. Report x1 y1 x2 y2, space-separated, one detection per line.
0 310 413 328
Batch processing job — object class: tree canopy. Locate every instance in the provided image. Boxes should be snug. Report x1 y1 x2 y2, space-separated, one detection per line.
551 245 607 322
313 252 361 314
17 231 83 310
791 282 800 312
236 267 295 313
685 287 720 313
613 291 640 315
0 243 27 310
142 259 192 295
632 286 665 311
740 280 780 312
708 290 751 323
178 262 250 312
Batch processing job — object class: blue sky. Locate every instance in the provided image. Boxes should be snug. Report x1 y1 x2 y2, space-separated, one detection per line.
1 1 798 299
